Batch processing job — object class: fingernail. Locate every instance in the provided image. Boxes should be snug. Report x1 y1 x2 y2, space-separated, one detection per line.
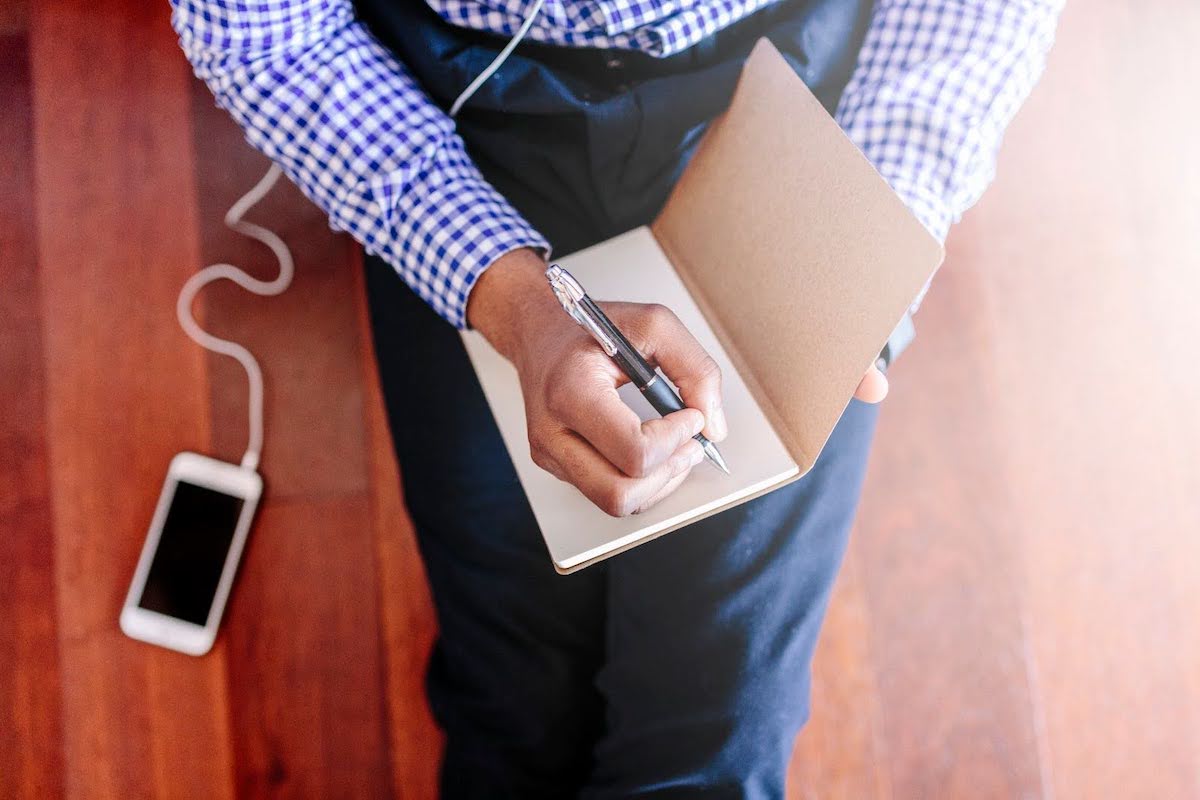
709 405 728 441
688 441 705 466
690 411 705 436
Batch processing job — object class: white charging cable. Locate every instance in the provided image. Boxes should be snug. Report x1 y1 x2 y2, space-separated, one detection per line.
176 163 292 473
449 0 546 117
178 3 541 472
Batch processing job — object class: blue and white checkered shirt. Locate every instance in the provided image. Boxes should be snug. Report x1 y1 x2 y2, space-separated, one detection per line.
172 0 1062 330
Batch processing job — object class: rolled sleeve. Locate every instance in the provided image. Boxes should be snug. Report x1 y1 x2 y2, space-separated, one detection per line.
172 0 548 329
371 140 549 328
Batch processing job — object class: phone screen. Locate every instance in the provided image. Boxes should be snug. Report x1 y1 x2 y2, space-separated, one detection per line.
136 480 245 626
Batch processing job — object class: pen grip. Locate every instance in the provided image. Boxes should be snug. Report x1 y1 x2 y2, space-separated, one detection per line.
640 375 686 418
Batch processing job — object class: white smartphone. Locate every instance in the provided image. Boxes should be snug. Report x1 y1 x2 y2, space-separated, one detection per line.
120 452 262 656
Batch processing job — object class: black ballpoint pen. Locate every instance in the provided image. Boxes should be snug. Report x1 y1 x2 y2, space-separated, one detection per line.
546 264 730 475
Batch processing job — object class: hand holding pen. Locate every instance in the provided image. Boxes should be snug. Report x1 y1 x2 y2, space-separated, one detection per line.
464 249 729 517
547 265 730 475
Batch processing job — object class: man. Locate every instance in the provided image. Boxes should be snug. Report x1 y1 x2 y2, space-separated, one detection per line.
173 0 1061 795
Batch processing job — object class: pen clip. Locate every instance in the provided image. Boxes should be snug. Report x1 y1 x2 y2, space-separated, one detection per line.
546 265 619 357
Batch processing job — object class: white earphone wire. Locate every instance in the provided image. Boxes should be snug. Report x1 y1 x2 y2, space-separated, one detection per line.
449 0 547 117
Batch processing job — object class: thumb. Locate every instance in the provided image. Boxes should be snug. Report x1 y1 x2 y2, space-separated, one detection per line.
623 303 727 441
854 364 889 403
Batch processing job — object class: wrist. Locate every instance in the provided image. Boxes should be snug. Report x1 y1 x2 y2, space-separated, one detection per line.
467 247 559 362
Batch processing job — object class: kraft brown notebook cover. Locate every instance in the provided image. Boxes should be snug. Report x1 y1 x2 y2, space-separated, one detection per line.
462 39 944 573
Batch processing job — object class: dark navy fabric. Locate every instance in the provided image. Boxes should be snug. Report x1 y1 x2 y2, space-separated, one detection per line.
358 0 878 795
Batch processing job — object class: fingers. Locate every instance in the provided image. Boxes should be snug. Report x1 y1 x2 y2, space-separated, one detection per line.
552 380 706 478
610 303 728 441
534 431 705 517
636 467 692 512
854 364 889 403
524 300 724 516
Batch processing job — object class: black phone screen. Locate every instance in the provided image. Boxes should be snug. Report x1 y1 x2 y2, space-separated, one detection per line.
137 480 245 626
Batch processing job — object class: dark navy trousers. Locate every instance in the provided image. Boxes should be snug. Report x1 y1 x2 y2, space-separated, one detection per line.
358 0 877 795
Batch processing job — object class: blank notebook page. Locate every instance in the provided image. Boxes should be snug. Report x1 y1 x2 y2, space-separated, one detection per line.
462 226 798 571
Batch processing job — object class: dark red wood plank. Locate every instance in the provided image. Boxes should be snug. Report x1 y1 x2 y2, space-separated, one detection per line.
29 1 235 796
222 496 393 797
0 31 65 800
0 0 28 35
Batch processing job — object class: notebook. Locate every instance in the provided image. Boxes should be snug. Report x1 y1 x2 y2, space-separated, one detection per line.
462 39 944 573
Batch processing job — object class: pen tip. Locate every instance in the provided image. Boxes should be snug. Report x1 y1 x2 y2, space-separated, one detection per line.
704 442 731 475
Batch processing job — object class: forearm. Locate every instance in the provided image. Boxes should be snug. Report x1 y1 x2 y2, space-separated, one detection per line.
170 0 548 328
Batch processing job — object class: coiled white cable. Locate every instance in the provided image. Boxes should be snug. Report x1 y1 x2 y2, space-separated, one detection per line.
176 163 292 473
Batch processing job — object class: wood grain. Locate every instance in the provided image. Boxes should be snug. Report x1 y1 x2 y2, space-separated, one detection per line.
957 2 1200 795
28 1 233 796
222 497 392 797
0 0 27 35
0 31 65 800
854 259 1048 799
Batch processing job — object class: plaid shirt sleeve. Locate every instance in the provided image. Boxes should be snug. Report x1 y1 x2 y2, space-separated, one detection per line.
835 0 1064 246
170 0 550 329
172 0 1062 331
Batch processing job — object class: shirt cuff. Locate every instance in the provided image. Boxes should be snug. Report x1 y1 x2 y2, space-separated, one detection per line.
371 138 550 330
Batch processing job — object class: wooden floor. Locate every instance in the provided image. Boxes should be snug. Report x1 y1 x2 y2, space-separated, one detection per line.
3 1 1199 797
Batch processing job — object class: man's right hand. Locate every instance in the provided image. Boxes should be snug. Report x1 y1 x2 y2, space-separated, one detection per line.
467 248 728 517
